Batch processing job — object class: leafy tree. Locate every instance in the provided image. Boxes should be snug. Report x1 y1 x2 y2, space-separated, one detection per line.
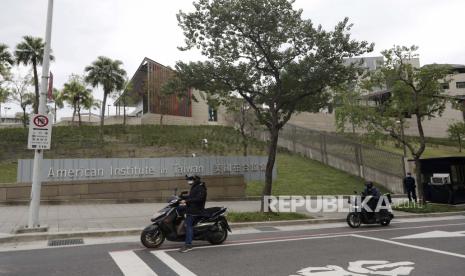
0 43 14 79
0 86 10 121
15 36 54 114
224 98 259 156
172 0 373 210
10 73 34 127
61 75 93 126
334 83 368 134
447 122 465 152
84 56 126 135
350 45 451 201
0 44 14 118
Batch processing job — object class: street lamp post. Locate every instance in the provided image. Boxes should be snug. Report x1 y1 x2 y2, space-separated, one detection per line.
107 104 110 117
27 0 54 229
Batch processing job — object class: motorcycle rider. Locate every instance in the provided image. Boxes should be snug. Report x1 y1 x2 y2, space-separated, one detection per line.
178 175 207 253
363 181 380 218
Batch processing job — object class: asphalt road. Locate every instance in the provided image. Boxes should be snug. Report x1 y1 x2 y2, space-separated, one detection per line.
1 216 465 276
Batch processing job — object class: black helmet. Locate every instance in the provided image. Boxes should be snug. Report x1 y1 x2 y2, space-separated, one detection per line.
365 181 374 189
185 175 201 185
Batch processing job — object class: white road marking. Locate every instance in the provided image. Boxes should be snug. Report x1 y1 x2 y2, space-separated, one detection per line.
152 251 197 276
393 230 465 239
109 250 158 276
161 234 350 252
351 234 465 259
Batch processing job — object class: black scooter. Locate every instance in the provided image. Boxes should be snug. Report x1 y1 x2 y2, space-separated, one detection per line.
346 191 394 228
140 191 231 248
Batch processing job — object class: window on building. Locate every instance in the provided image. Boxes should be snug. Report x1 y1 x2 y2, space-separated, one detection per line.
457 82 465 89
208 106 218 122
441 83 450 90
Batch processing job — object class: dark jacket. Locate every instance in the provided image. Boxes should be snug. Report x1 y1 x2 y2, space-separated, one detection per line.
364 187 381 198
183 182 207 215
403 176 416 190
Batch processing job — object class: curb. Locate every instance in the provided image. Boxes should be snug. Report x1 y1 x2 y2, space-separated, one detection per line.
1 211 464 245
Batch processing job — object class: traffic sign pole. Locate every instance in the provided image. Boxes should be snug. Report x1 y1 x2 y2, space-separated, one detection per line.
28 0 54 229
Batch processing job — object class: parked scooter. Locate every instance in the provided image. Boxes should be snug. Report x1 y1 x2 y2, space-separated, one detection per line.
140 190 231 248
346 191 394 228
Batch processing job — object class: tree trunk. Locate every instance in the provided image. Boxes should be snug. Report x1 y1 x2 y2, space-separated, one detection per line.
100 92 107 140
459 135 462 152
413 113 426 203
22 107 27 128
123 98 127 126
77 102 82 127
414 157 424 203
72 103 76 123
260 126 279 212
32 60 39 114
240 124 248 156
54 102 57 123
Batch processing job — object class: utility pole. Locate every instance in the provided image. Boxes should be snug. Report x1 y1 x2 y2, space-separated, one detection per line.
27 0 54 229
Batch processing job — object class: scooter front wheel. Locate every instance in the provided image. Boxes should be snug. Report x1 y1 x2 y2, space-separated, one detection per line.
347 213 362 228
141 228 165 248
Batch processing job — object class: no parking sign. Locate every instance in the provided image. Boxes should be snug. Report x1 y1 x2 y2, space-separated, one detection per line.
28 114 53 150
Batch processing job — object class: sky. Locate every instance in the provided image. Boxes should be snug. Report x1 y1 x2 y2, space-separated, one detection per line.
1 0 464 119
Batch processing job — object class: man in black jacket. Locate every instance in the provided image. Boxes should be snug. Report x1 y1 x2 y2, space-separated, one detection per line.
403 172 417 203
179 175 207 253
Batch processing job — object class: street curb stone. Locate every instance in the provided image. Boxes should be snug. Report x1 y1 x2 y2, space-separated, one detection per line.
1 211 463 245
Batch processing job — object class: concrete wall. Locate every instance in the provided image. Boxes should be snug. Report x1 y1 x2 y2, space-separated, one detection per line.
0 175 245 204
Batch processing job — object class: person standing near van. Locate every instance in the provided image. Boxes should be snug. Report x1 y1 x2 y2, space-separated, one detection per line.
403 172 417 203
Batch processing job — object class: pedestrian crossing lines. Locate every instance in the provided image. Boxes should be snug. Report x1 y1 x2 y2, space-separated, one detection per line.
110 250 159 276
109 249 197 276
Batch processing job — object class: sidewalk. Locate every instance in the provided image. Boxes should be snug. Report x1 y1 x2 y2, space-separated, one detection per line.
1 199 463 243
0 201 263 235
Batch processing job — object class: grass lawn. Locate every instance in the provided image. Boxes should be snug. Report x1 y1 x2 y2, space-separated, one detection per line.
0 162 16 183
246 154 390 196
393 202 465 213
378 141 464 158
227 211 311 222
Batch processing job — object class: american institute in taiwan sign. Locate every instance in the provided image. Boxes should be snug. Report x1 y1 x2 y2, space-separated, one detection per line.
17 156 276 183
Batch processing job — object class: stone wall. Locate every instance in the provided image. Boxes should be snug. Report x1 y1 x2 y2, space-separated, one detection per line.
0 175 245 204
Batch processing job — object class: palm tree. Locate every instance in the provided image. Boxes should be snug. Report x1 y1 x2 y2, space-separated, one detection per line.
0 43 14 78
15 36 54 114
50 88 64 123
61 75 92 126
84 56 126 135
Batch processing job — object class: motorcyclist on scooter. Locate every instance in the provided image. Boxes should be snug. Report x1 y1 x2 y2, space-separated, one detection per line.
363 181 380 217
178 175 207 253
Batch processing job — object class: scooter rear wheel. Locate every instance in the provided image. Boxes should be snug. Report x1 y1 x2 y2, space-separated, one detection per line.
347 213 362 228
141 228 165 248
208 223 228 245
